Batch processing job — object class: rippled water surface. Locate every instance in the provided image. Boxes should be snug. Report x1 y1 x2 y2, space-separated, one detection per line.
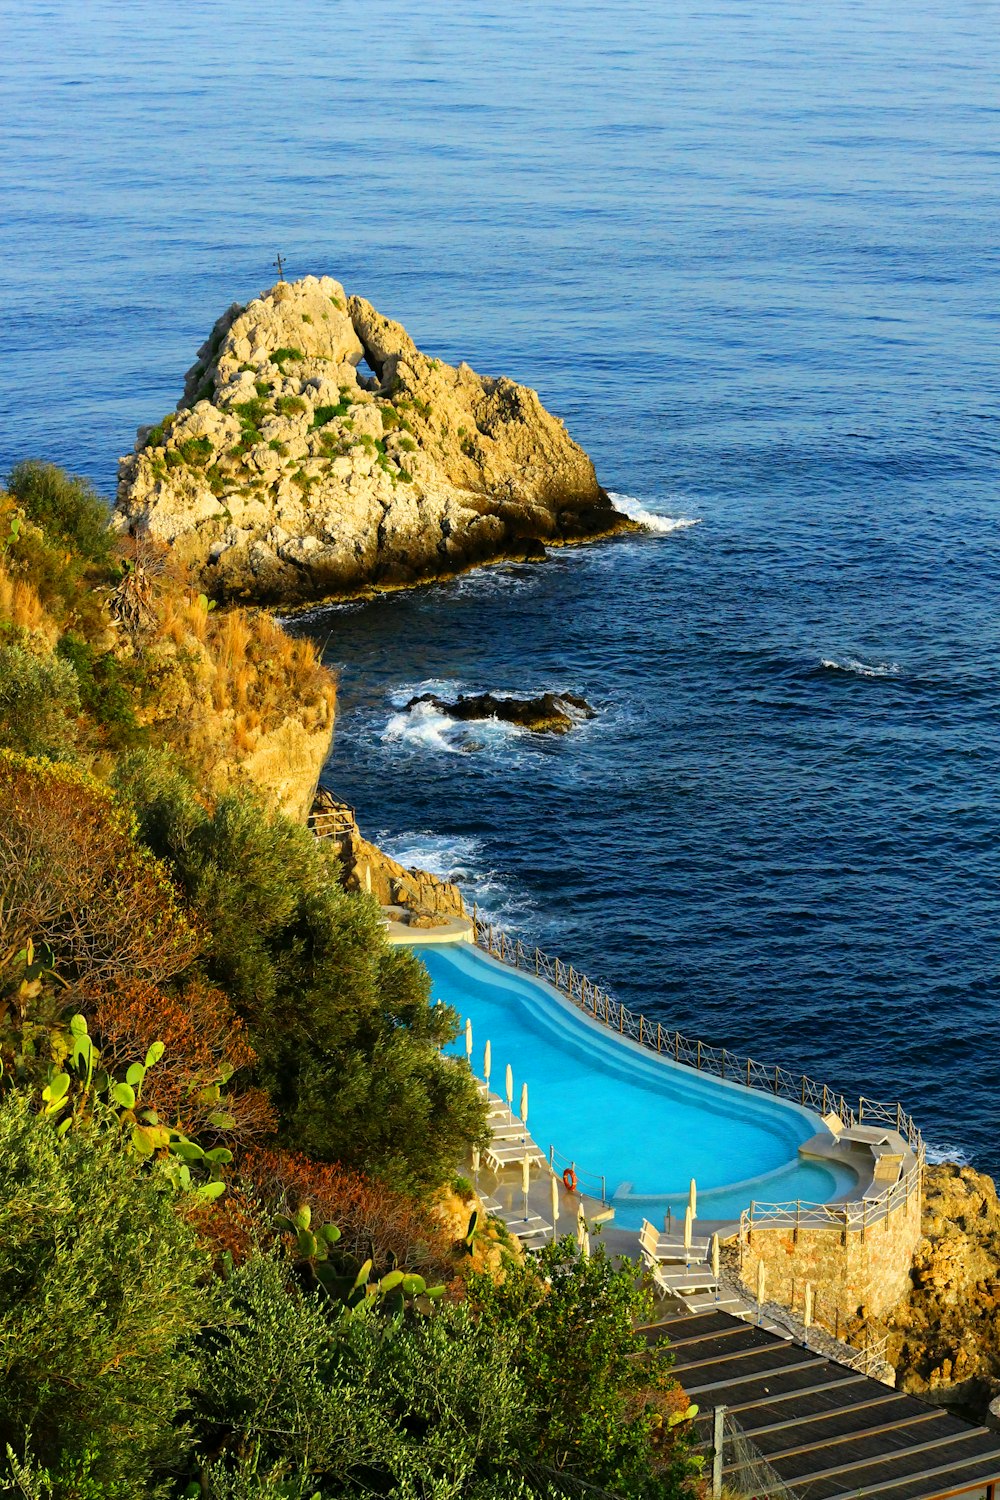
2 0 998 1168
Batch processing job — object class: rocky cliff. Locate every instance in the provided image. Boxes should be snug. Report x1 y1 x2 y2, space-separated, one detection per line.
116 276 633 604
848 1163 1000 1417
311 792 465 924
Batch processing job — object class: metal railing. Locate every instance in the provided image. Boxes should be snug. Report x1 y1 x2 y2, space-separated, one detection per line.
548 1143 607 1206
741 1147 923 1242
473 912 923 1236
309 802 356 840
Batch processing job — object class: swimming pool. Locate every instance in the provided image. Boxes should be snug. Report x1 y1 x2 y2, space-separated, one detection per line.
421 942 859 1228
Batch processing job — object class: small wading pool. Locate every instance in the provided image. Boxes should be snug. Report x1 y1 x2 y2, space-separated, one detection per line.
420 942 859 1228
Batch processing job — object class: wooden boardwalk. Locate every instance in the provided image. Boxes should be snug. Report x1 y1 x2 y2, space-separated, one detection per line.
645 1306 1000 1499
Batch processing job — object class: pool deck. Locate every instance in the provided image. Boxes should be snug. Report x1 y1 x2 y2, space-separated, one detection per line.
382 905 474 945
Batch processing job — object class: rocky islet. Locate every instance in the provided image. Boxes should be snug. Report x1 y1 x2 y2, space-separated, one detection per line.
115 275 634 605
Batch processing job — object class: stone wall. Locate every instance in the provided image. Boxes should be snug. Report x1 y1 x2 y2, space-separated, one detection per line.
735 1178 923 1338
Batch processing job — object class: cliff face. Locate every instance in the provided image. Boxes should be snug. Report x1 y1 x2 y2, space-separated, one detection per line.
848 1163 1000 1416
115 276 632 604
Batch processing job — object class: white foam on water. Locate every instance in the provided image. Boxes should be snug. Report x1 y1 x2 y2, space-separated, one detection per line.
924 1141 971 1167
609 491 702 535
382 701 463 755
820 657 902 678
380 698 525 757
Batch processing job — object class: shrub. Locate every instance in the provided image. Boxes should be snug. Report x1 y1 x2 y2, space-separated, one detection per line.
193 1254 529 1498
274 395 306 417
233 398 268 431
235 1146 455 1281
55 630 145 749
92 977 276 1144
176 435 214 467
469 1240 699 1496
0 637 80 759
310 400 350 426
270 347 302 367
6 461 112 565
0 751 200 999
0 1093 208 1494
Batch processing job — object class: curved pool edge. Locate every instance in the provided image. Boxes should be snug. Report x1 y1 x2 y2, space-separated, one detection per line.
418 937 870 1224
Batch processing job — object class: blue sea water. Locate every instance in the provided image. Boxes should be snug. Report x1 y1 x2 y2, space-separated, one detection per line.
1 2 998 1167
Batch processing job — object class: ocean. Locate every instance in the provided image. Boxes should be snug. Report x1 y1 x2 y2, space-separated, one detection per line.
1 0 998 1169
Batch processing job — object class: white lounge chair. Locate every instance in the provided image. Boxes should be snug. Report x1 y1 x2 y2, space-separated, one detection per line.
484 1143 546 1173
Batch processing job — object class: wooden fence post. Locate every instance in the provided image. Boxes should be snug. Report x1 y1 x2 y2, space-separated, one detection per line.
711 1406 725 1498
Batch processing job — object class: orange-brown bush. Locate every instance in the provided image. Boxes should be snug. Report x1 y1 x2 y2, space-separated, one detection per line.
0 752 199 998
91 977 276 1143
187 1180 273 1267
234 1145 457 1282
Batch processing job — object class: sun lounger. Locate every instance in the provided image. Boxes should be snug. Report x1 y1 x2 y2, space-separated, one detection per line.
639 1218 708 1264
484 1142 546 1173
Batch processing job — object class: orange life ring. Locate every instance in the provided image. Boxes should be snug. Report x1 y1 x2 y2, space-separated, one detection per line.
562 1167 578 1193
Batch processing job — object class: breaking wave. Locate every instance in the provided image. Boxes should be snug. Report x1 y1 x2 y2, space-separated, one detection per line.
924 1141 971 1167
610 491 702 535
820 657 902 678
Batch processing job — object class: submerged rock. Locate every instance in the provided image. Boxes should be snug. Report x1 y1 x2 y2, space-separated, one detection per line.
116 275 634 604
404 690 595 735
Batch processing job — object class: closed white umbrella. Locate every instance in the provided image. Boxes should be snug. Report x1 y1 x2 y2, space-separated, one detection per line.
804 1282 813 1345
521 1154 531 1220
756 1259 766 1325
683 1205 693 1258
711 1233 720 1302
505 1064 514 1109
550 1173 559 1240
581 1228 591 1259
520 1081 529 1127
471 1144 480 1188
483 1040 492 1091
688 1178 697 1221
576 1204 587 1251
465 1018 473 1064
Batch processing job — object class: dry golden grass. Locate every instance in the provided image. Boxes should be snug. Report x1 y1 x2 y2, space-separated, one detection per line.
142 584 337 796
217 610 252 672
0 566 50 636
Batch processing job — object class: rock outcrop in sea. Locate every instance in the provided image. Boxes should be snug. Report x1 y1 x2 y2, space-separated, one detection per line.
116 276 633 604
404 690 595 735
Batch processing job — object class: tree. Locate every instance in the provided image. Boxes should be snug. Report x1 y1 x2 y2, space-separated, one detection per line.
126 778 486 1190
468 1240 699 1497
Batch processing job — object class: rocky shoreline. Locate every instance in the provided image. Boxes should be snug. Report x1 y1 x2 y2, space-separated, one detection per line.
116 275 635 606
846 1163 1000 1420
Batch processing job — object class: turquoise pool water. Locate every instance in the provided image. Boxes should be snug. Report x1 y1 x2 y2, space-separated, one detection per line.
421 943 859 1229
